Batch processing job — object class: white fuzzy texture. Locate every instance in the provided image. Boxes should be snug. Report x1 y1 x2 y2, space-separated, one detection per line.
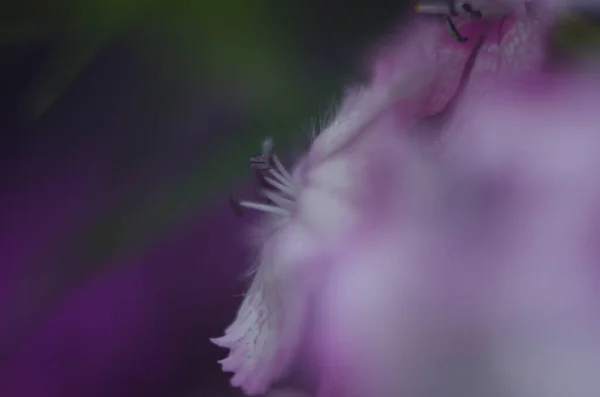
211 67 434 395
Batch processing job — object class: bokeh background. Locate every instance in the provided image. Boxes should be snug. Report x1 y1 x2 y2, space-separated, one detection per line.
0 1 410 396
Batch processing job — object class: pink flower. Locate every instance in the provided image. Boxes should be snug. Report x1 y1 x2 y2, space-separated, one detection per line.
316 68 600 396
211 2 599 396
444 71 600 397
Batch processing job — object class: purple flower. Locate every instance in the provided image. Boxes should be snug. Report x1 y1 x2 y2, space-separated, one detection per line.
212 2 600 396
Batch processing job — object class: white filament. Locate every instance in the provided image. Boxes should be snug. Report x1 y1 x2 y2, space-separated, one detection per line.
264 176 296 198
272 154 295 186
239 201 290 216
239 149 298 217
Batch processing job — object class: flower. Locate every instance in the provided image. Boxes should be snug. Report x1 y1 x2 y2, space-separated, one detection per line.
211 1 591 396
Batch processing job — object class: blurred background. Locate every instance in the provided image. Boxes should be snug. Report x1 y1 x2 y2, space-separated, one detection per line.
0 1 410 396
